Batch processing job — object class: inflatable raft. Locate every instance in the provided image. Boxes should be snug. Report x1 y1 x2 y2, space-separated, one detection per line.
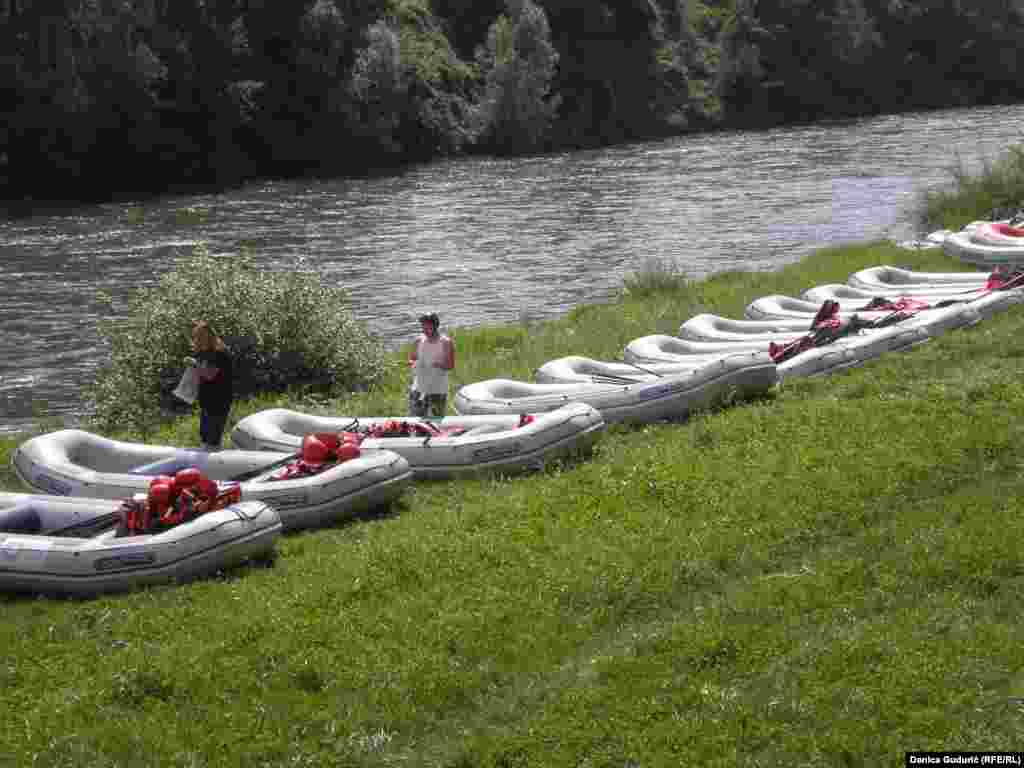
0 492 281 596
623 335 768 364
801 282 981 304
454 354 778 423
743 294 901 322
942 222 1024 268
623 326 929 380
12 430 413 531
231 402 605 478
745 290 1016 324
964 222 1024 246
798 285 1024 324
847 265 989 293
678 314 815 344
681 302 984 346
534 355 732 384
623 335 769 361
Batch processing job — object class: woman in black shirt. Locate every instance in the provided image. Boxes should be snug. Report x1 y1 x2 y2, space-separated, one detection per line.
191 320 234 450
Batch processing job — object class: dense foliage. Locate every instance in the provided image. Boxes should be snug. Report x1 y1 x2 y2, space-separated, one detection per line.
88 245 389 434
718 0 1024 125
2 0 1024 202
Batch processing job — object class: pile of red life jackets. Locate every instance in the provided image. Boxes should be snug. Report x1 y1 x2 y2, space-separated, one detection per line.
769 300 877 364
357 419 489 440
120 468 242 535
269 432 362 481
362 419 442 439
270 416 540 482
854 296 933 315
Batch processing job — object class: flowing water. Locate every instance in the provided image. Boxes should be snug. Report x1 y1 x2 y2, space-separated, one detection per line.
2 102 1023 435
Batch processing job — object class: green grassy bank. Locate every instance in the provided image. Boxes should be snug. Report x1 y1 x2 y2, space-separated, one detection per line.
2 241 1024 767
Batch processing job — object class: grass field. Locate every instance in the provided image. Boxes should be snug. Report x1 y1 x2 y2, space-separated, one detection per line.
2 238 1022 767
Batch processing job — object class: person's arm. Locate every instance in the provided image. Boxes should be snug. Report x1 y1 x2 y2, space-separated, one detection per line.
408 336 420 368
438 337 455 370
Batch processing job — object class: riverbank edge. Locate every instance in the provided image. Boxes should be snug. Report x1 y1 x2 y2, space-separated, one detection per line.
0 238 998 484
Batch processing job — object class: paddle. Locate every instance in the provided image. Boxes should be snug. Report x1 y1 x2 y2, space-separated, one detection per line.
618 361 665 378
50 512 122 537
590 373 644 385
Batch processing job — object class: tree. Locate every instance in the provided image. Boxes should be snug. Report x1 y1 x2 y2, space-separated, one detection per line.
477 0 560 152
347 19 406 154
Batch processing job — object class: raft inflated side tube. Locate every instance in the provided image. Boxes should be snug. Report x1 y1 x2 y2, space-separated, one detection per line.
0 504 42 534
991 223 1024 238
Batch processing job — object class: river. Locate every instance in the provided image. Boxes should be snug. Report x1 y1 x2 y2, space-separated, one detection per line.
2 102 1023 436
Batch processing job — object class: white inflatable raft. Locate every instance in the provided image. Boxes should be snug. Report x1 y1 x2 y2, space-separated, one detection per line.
847 265 989 293
534 355 731 384
681 302 986 346
623 328 929 380
964 222 1024 246
12 430 413 531
230 402 605 478
678 314 814 344
962 222 1024 246
0 492 281 596
454 355 778 423
943 223 1024 269
801 282 982 304
744 289 1021 323
744 294 903 322
798 285 1024 324
623 334 769 363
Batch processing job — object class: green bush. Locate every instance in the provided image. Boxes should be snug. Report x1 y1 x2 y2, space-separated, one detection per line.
620 256 693 299
88 244 391 434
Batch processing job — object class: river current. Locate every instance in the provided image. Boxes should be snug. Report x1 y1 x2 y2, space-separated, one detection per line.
2 102 1023 435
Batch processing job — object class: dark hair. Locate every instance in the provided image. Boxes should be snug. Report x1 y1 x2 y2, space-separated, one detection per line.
418 313 440 328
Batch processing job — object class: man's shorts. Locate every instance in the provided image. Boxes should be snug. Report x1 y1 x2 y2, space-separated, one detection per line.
409 390 447 418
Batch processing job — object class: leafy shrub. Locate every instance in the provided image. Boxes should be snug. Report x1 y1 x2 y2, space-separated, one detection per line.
621 257 693 299
348 19 406 154
88 244 391 434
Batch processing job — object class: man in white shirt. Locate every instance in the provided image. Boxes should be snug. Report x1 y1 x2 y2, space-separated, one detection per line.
408 313 456 418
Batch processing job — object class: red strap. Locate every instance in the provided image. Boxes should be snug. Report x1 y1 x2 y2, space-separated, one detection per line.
985 270 1024 292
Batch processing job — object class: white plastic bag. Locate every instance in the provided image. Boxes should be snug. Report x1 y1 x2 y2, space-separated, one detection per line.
173 366 199 404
